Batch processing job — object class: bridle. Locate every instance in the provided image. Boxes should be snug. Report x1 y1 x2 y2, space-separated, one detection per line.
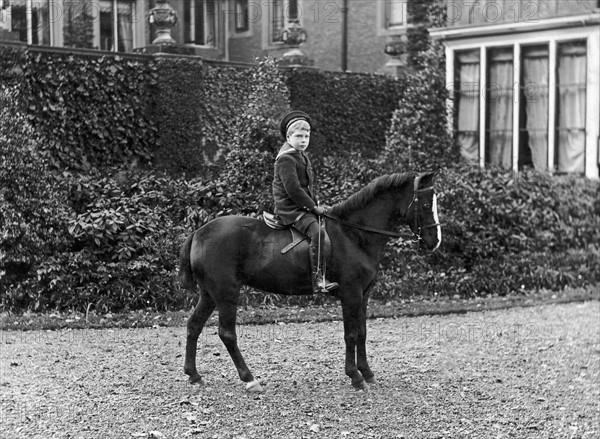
323 175 442 241
406 175 443 242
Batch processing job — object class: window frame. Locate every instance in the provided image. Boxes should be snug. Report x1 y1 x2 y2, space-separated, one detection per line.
378 0 410 37
234 0 249 33
449 34 593 176
385 0 408 29
182 0 218 47
265 0 299 47
93 0 142 52
4 0 53 46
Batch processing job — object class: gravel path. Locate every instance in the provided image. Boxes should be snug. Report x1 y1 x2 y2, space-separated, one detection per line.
1 301 599 438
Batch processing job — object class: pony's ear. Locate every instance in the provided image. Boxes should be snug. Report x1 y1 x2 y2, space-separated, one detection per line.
418 171 437 188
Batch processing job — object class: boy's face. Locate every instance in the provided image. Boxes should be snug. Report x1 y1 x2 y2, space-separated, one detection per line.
287 129 310 151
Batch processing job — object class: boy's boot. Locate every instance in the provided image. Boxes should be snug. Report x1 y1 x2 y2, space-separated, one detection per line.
309 242 338 293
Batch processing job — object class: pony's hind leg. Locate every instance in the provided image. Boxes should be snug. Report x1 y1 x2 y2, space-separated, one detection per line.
184 289 216 385
216 298 262 392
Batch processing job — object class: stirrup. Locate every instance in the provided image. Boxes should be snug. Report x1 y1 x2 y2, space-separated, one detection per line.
314 278 338 293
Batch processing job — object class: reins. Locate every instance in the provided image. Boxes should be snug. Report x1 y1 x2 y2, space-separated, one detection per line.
322 175 442 241
322 212 407 238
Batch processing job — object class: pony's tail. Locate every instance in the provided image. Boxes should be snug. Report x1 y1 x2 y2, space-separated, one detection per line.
178 232 197 290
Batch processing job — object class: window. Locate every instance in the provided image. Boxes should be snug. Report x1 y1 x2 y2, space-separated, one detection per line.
270 0 298 44
519 45 549 170
6 0 51 45
486 47 514 168
234 0 249 33
455 50 480 163
184 0 217 46
452 38 590 176
385 0 408 28
96 0 136 52
556 41 587 173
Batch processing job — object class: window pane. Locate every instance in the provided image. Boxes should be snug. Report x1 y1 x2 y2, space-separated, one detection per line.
288 0 298 20
10 4 28 42
117 1 134 52
520 45 549 170
9 0 51 45
100 1 113 51
184 0 191 42
486 47 514 169
63 1 95 49
194 0 204 44
556 40 587 174
271 0 285 42
455 50 480 163
184 0 216 46
235 0 249 32
387 0 407 27
205 0 216 46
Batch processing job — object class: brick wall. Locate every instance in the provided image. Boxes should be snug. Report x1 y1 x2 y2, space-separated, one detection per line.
447 0 599 27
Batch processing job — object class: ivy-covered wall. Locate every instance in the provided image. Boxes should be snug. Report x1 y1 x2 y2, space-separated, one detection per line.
20 49 156 170
2 45 404 175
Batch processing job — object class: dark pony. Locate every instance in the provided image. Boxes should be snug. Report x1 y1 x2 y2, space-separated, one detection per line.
179 172 441 392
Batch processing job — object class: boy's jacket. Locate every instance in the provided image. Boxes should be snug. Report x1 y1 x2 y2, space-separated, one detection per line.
273 143 317 225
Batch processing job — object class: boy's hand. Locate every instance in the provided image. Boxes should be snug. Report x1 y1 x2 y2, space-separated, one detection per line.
312 206 326 216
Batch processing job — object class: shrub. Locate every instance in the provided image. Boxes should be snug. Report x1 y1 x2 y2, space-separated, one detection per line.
0 85 74 310
371 164 600 299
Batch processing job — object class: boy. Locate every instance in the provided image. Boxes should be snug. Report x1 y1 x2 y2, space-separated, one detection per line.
272 111 338 293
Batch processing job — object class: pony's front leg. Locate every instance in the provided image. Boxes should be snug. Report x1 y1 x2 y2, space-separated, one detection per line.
184 290 216 385
357 295 376 384
342 298 369 392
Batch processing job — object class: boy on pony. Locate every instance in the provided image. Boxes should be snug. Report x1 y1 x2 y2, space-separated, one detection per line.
272 111 338 294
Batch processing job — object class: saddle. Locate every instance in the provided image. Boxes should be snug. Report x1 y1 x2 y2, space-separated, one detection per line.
262 212 307 254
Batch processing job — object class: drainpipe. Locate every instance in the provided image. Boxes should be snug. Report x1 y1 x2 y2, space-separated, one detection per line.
224 0 229 61
341 0 347 71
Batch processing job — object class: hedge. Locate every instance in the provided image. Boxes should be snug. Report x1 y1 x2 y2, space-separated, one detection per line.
377 164 600 299
21 50 157 170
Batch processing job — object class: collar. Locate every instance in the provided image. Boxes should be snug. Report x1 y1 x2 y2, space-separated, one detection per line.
276 142 299 160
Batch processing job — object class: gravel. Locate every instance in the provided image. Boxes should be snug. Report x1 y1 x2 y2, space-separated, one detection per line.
1 301 599 438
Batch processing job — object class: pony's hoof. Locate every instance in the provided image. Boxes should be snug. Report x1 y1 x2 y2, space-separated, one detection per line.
365 377 377 385
245 380 264 393
352 380 369 392
188 374 206 386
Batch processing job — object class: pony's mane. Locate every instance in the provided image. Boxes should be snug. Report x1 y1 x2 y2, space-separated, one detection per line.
331 173 413 218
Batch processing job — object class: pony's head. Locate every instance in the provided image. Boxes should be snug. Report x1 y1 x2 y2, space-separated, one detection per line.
408 172 442 251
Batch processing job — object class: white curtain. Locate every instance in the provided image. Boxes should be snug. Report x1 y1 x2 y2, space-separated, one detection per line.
117 1 133 52
557 42 587 173
487 49 513 168
456 51 480 163
34 0 51 45
522 46 549 170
